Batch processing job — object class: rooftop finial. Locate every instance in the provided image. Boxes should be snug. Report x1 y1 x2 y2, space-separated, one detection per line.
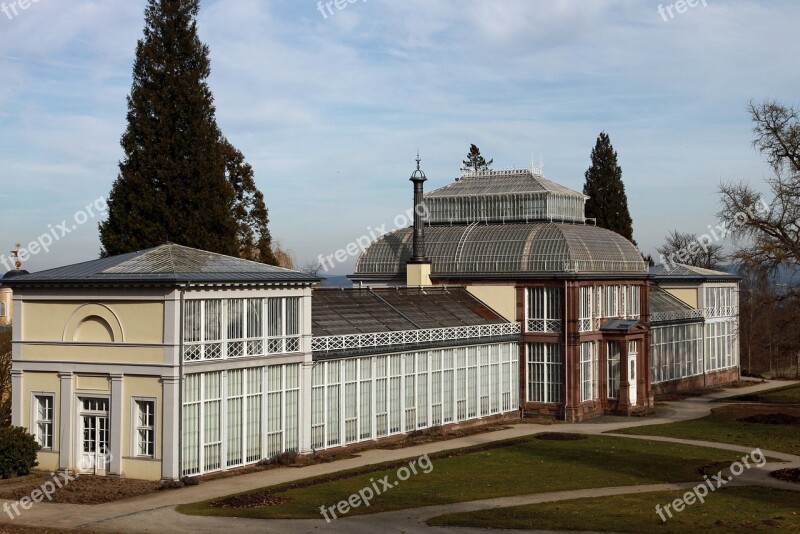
416 150 421 171
11 243 21 270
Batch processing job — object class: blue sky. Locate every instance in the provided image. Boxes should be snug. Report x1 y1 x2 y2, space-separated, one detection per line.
0 0 797 274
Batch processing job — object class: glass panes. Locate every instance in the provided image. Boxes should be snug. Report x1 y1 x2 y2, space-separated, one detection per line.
135 400 155 457
35 395 54 449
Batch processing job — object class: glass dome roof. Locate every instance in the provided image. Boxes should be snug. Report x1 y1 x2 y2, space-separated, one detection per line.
354 222 646 276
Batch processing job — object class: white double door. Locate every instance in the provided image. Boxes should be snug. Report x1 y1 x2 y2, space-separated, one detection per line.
79 398 111 475
628 340 638 406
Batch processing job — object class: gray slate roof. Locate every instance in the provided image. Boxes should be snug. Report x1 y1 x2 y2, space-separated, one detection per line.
3 244 318 286
312 287 508 336
649 263 739 282
426 169 587 198
353 222 646 277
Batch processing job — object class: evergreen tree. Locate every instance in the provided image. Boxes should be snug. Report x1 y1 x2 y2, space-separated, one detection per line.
100 0 278 264
461 144 493 173
582 132 635 242
222 139 278 265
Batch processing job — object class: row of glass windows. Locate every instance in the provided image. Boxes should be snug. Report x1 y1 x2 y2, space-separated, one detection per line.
182 365 300 476
527 343 563 403
526 286 642 333
526 287 563 332
704 286 738 317
579 285 642 332
706 320 738 372
425 193 585 224
651 324 704 384
183 297 301 361
527 341 637 404
310 343 519 450
651 320 738 384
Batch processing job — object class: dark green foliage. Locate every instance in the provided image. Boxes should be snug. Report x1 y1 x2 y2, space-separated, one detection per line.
583 132 635 242
0 426 40 478
461 144 493 173
0 327 10 428
222 139 278 265
100 0 277 264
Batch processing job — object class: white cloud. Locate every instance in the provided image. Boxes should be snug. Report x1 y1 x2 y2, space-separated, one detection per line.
1 0 799 269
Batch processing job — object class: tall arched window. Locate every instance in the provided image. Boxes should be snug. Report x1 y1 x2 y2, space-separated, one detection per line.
0 302 6 317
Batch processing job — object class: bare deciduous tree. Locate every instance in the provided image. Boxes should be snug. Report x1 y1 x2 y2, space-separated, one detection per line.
719 101 800 283
656 230 725 269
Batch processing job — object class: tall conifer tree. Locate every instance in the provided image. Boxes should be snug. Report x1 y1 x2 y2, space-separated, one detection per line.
461 144 493 173
100 0 277 263
582 132 635 242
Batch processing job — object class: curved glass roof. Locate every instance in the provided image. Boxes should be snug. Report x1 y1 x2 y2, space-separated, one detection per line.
354 222 646 276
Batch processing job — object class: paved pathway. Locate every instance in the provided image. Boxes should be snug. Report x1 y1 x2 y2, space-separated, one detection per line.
2 379 798 533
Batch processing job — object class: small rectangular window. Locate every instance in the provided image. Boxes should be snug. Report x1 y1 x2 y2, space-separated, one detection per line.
34 395 54 450
134 399 155 458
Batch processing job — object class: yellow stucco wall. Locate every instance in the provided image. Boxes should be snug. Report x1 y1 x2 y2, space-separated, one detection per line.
18 345 165 365
406 263 432 287
36 451 58 472
22 301 164 344
120 375 164 480
21 372 60 448
466 285 517 322
23 372 165 480
121 458 162 481
665 288 698 308
76 375 110 392
0 287 11 326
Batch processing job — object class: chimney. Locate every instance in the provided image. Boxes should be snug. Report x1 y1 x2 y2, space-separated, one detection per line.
407 154 432 286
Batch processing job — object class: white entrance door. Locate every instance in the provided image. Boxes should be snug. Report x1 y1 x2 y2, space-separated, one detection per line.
628 341 638 406
79 398 110 475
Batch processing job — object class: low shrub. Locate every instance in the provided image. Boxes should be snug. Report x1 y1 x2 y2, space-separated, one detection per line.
0 426 40 478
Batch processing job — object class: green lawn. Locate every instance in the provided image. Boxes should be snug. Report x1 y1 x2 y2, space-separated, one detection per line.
427 486 800 533
617 406 800 456
719 383 800 404
178 435 748 520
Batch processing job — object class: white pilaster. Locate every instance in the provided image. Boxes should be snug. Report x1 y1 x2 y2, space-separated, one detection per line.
161 375 180 480
10 370 22 427
57 372 74 472
109 374 124 476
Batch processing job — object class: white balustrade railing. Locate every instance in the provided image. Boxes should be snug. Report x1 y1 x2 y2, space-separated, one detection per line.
312 322 521 353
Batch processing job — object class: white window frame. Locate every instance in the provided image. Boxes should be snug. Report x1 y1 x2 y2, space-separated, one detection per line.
183 297 301 361
527 343 563 403
578 287 593 332
526 287 563 333
131 397 157 459
607 342 621 399
580 342 597 402
32 393 55 450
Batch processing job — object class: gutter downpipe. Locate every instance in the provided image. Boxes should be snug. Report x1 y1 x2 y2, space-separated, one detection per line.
564 280 569 422
178 282 190 480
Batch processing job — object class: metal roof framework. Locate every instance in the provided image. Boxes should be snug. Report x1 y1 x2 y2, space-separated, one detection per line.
354 222 647 276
